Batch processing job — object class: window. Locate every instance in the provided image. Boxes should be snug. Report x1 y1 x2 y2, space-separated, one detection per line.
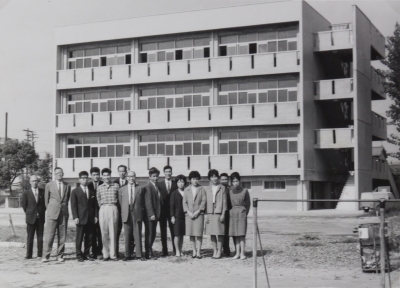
67 90 130 114
242 182 252 190
264 181 286 190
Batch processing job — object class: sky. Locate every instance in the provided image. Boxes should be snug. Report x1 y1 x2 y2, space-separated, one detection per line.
0 0 399 160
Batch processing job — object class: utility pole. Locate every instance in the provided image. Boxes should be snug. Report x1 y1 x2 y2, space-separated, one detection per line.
23 129 33 144
5 112 7 141
31 132 38 148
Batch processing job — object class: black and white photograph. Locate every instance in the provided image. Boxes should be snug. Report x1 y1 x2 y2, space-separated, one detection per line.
0 0 400 287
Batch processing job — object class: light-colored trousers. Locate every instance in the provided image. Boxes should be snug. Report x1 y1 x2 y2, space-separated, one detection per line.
43 213 68 259
99 205 118 259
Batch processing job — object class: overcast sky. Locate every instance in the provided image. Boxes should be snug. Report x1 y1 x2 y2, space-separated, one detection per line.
0 0 399 160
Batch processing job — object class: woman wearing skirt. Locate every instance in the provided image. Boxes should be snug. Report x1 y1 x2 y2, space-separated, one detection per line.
170 175 187 257
183 171 206 259
205 169 227 259
229 172 250 260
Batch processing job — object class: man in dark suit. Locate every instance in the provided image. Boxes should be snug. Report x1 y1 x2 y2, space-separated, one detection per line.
118 171 146 261
42 167 71 263
144 167 166 259
157 165 177 256
21 175 46 260
87 167 103 260
71 171 98 262
220 172 233 257
113 165 127 258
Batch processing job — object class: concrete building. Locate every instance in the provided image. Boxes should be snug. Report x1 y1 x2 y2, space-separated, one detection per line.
54 0 396 210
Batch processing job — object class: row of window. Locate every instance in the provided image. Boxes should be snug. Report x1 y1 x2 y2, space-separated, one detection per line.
220 130 297 140
219 40 296 56
140 132 209 143
139 95 210 110
68 99 131 113
67 135 130 145
139 142 210 157
219 140 297 154
218 90 297 105
140 85 209 96
69 45 131 58
68 145 131 158
141 37 210 52
221 79 297 91
220 29 298 45
69 91 130 101
69 54 132 69
238 181 287 191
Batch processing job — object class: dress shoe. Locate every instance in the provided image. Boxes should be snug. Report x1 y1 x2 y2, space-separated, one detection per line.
196 256 202 259
57 257 65 262
37 257 42 260
24 256 32 260
161 252 168 257
77 257 84 262
41 258 50 263
110 258 118 261
140 257 147 261
103 257 110 261
87 256 94 261
122 257 130 261
98 255 103 260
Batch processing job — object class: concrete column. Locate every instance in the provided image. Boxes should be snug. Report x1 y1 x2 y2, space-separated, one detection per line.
211 31 219 57
212 80 218 105
5 196 9 208
131 131 135 157
134 86 140 110
131 85 136 110
211 128 218 155
133 132 139 157
297 180 310 211
133 39 139 64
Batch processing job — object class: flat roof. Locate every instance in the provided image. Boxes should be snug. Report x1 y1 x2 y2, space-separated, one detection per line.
55 0 302 45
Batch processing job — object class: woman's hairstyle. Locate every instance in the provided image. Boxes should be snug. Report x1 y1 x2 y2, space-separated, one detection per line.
230 172 241 182
175 174 187 185
207 169 219 180
188 171 201 180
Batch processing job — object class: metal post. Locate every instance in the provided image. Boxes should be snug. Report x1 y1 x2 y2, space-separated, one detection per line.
380 199 386 288
253 198 258 288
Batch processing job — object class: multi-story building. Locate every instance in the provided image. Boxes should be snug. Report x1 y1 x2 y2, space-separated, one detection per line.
54 0 397 211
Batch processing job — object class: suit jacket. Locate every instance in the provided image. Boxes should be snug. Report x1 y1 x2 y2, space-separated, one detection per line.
71 186 98 226
88 180 103 210
113 178 127 187
170 189 185 219
183 185 206 215
118 184 145 223
205 184 227 214
158 179 177 217
21 188 46 225
45 181 71 220
144 182 162 221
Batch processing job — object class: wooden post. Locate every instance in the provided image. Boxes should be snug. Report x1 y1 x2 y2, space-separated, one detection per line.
9 214 15 238
380 199 386 288
253 198 258 288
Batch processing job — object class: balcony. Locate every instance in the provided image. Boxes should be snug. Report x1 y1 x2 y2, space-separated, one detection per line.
56 154 300 179
371 112 387 141
371 67 385 100
55 102 300 134
56 51 300 89
314 128 354 149
314 78 354 100
313 26 353 52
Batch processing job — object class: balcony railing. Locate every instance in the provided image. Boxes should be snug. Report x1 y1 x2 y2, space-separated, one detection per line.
314 128 354 149
371 67 385 99
56 51 300 89
313 29 353 51
56 154 300 178
371 111 387 141
55 102 301 134
314 78 354 100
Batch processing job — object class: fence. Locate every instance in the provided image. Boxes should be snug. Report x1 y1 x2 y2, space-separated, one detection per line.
252 199 400 288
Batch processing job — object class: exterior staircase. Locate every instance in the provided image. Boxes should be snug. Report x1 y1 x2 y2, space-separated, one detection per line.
336 174 357 210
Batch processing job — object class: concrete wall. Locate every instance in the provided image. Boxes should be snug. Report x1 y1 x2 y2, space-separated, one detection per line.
301 1 331 182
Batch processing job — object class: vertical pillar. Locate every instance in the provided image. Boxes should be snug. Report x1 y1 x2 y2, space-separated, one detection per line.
133 132 139 157
5 196 9 209
211 128 218 155
212 31 219 57
134 85 140 110
133 39 139 64
131 131 136 157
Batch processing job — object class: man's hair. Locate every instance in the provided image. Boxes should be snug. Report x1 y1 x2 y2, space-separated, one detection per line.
54 167 63 172
163 165 172 172
117 165 127 172
79 171 89 178
148 167 160 176
220 173 229 178
101 168 112 175
90 167 100 174
207 169 219 180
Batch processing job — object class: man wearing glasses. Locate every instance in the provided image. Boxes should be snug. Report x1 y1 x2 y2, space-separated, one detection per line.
42 167 71 263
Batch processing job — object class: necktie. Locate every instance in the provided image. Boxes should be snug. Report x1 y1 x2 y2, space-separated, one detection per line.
34 189 38 203
58 182 62 198
167 181 171 193
130 185 134 208
94 182 97 190
121 179 124 186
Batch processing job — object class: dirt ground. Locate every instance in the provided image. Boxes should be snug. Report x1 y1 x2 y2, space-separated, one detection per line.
0 209 399 288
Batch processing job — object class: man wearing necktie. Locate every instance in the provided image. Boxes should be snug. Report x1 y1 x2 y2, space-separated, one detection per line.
71 171 98 262
157 165 178 256
87 167 104 260
21 175 46 260
118 171 146 261
144 167 166 259
42 167 71 263
113 165 127 258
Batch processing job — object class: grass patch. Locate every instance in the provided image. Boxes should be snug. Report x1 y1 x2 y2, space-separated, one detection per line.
292 241 324 247
330 237 359 244
296 233 320 241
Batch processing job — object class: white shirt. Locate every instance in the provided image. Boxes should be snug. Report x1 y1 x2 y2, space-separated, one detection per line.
165 179 172 192
57 181 63 198
82 186 88 198
212 185 219 203
129 184 135 205
31 187 38 202
120 178 126 186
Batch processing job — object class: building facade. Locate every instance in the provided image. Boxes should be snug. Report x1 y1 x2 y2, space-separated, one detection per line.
54 1 393 210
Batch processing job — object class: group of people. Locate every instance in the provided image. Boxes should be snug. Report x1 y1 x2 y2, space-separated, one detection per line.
21 165 250 263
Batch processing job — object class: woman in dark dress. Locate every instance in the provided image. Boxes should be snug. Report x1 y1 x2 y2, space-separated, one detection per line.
229 172 250 260
170 174 186 257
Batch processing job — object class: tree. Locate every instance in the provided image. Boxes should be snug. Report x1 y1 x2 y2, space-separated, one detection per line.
379 23 400 159
0 139 38 193
33 152 53 188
